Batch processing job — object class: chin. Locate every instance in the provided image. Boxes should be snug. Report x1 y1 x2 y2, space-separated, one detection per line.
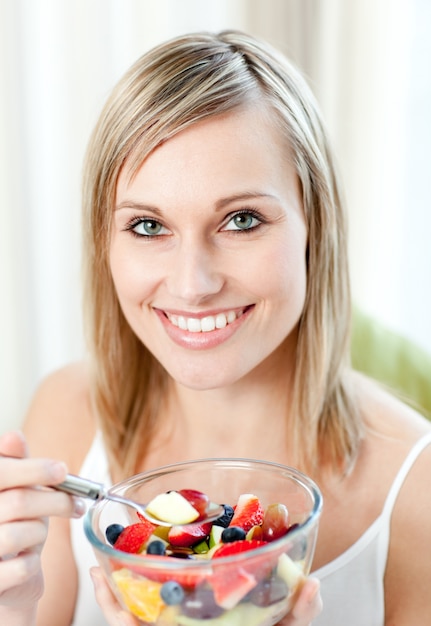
165 362 243 391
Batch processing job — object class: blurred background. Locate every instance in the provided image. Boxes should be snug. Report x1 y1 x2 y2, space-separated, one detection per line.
1 0 430 432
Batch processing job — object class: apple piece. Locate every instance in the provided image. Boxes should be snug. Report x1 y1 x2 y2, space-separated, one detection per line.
193 539 210 554
145 491 200 525
276 553 305 589
209 524 224 548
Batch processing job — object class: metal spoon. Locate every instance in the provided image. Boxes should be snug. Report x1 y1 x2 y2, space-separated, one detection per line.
55 473 225 526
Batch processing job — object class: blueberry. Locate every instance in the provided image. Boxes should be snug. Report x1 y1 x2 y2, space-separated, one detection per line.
146 539 166 555
105 523 124 546
160 580 185 605
221 526 246 542
214 504 235 528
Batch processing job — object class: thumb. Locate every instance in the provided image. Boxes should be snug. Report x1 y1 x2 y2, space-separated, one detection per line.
0 430 29 458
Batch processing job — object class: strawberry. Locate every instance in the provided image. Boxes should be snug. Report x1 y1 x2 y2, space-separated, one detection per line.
114 520 156 554
168 522 212 548
228 494 264 532
210 540 267 609
212 539 267 559
212 539 274 586
211 567 257 609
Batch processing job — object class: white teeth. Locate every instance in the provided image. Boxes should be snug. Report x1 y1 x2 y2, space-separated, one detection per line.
167 310 241 333
178 316 187 330
227 311 236 324
215 313 227 329
201 316 216 332
187 318 201 333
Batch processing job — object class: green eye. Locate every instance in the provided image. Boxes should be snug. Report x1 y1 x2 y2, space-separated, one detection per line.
132 219 164 236
234 214 254 229
224 212 261 231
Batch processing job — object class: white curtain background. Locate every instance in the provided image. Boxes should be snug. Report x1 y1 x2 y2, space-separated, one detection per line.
1 0 430 433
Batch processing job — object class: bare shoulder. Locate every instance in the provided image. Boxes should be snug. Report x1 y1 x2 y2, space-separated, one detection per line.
353 370 431 442
352 373 431 623
23 360 96 473
384 423 431 623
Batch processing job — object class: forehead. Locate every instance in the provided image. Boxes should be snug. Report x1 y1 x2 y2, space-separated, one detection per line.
116 106 296 203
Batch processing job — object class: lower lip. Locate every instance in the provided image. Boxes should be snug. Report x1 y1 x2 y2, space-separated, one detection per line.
154 307 253 350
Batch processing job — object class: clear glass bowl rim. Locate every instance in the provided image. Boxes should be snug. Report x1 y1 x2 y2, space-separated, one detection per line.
84 457 323 568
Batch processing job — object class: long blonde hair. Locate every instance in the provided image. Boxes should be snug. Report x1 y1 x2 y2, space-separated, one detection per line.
82 31 361 478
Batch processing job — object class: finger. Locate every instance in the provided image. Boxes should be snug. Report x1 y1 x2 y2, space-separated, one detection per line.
0 488 85 524
0 431 28 459
283 577 322 625
90 567 138 626
0 551 41 597
0 520 47 558
0 457 68 490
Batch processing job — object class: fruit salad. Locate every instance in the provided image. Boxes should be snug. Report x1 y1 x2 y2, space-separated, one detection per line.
105 489 307 625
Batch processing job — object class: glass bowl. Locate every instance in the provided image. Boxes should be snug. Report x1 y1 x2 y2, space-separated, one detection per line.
84 458 322 626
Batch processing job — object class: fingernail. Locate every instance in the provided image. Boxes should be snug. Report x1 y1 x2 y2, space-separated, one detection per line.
73 497 86 517
48 461 68 482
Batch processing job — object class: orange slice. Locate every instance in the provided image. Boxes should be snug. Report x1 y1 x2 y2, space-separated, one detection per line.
112 568 166 622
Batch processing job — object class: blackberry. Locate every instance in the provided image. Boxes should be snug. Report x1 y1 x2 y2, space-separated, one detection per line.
214 504 235 528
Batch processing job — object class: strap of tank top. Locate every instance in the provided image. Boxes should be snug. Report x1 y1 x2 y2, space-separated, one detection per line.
381 431 431 519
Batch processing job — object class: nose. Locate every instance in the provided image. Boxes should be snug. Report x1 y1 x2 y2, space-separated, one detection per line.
166 241 224 305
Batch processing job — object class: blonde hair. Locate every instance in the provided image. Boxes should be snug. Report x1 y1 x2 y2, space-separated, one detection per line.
82 30 362 478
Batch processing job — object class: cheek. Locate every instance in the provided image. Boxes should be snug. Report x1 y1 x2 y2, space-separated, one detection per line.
256 235 307 306
109 245 155 306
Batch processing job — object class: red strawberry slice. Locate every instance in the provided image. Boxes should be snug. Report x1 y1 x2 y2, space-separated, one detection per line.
228 494 264 532
212 539 274 586
211 567 257 609
168 522 212 547
212 539 267 559
211 541 267 609
114 520 156 554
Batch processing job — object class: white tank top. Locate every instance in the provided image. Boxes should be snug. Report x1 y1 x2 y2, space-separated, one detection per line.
70 431 431 625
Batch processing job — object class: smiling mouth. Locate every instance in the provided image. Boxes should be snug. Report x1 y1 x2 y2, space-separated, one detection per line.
164 309 247 333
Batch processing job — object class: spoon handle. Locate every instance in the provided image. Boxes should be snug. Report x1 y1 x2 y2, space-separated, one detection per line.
56 474 107 500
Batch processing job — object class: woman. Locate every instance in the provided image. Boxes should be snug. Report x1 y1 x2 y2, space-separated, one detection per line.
1 31 430 626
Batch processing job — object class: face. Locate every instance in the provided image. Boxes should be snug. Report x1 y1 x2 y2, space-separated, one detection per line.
110 106 307 390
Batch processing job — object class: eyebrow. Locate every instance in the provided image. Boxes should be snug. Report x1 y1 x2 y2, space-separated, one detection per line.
114 191 278 214
114 201 163 215
214 191 278 211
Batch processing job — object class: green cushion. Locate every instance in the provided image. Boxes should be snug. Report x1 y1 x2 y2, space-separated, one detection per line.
351 308 431 420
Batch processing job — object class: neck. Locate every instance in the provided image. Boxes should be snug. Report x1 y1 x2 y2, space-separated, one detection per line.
146 346 296 466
